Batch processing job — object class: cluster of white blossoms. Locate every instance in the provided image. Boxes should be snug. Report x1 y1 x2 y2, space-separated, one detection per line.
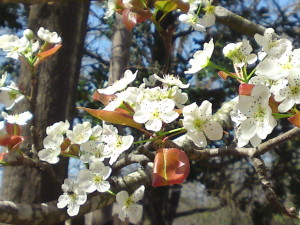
179 0 216 31
0 27 61 62
227 28 300 147
37 119 141 219
38 120 133 165
98 69 223 146
46 69 224 220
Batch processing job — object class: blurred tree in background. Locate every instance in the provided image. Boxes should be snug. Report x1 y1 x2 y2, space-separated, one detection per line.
0 0 299 225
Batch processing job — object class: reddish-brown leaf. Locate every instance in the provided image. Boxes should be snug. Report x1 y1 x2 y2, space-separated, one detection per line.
122 8 152 31
0 135 24 151
288 111 300 127
78 107 142 130
5 123 21 136
92 90 115 105
152 148 190 187
34 44 62 68
239 83 255 96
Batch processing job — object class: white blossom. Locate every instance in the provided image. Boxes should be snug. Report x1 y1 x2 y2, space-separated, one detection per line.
223 39 257 67
38 134 64 164
2 111 32 125
114 185 145 224
143 74 157 87
182 101 223 147
182 0 202 11
255 48 300 80
80 141 111 163
184 38 214 74
66 122 92 144
0 72 7 87
254 28 292 57
46 120 70 136
199 0 216 28
154 74 190 88
77 161 111 193
104 0 117 19
179 11 206 32
57 179 87 216
274 71 300 112
235 84 277 147
98 70 137 95
102 124 133 165
0 35 29 59
37 27 61 44
133 99 179 132
0 81 24 110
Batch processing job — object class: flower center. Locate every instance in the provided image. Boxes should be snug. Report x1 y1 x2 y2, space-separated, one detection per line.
8 89 19 100
204 4 215 14
253 106 266 122
226 49 245 64
124 197 134 208
193 118 206 130
93 175 103 184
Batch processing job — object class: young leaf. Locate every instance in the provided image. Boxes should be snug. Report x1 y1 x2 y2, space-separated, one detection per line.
34 44 62 67
92 90 115 105
239 83 254 96
78 107 142 130
5 123 21 136
152 148 190 187
122 8 152 31
288 111 300 127
0 135 24 151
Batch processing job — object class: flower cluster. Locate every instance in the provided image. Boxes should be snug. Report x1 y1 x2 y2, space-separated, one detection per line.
98 70 223 147
38 120 140 219
226 28 300 147
38 120 133 165
0 27 61 68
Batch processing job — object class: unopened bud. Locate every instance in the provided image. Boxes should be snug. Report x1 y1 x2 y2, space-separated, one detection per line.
23 29 34 40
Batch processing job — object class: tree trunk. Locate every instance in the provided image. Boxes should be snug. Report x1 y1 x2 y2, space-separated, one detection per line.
108 13 132 84
1 1 90 223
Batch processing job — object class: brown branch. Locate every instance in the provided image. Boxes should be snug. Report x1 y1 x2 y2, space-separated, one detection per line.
251 156 299 219
253 127 300 157
174 205 223 218
177 126 300 161
0 165 152 225
112 153 150 171
214 6 266 37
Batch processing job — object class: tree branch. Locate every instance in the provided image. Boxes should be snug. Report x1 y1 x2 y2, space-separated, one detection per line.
251 156 299 219
0 164 152 225
214 6 266 36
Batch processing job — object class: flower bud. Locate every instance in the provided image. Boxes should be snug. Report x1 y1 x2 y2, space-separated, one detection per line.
23 29 34 40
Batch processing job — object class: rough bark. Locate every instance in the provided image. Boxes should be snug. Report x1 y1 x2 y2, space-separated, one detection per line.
1 0 90 220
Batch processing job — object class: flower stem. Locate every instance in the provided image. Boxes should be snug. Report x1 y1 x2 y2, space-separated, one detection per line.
107 190 117 196
208 61 245 82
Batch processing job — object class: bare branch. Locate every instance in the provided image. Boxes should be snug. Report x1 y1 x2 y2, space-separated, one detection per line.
174 205 223 218
251 156 299 219
214 6 266 37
